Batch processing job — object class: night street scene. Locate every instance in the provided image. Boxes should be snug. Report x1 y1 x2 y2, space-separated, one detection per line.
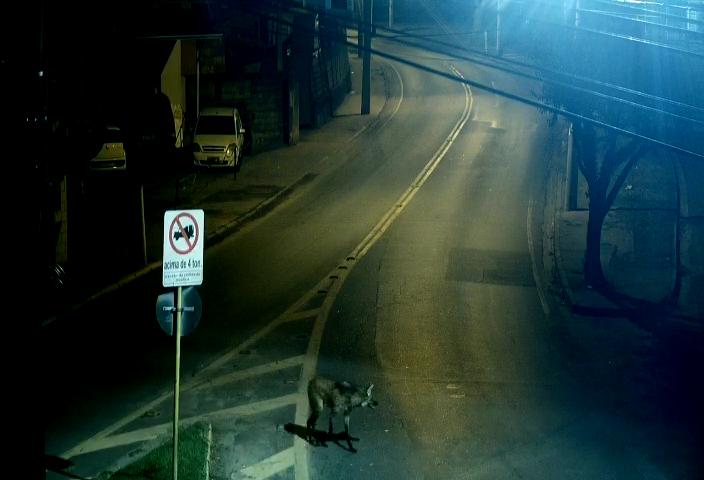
23 0 704 478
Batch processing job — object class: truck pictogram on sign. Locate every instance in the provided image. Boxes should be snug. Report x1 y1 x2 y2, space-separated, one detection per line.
169 212 200 255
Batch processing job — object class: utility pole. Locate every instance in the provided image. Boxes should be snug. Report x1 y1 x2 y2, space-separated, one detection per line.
389 0 393 28
357 0 363 58
361 0 372 114
496 0 502 56
196 47 200 115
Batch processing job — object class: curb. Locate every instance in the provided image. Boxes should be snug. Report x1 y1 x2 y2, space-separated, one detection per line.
550 120 577 307
347 61 397 142
205 172 319 247
205 423 213 480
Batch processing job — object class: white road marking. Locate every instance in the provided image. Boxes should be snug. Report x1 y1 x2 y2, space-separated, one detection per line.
191 356 305 392
74 422 172 456
187 300 320 391
62 394 176 459
199 393 297 419
206 423 213 480
71 394 298 456
281 308 320 323
294 63 473 480
60 284 320 460
294 271 347 480
240 447 295 479
350 123 371 140
353 64 472 260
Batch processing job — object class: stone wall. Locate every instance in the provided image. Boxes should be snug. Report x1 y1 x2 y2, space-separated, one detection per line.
197 14 351 152
221 76 285 153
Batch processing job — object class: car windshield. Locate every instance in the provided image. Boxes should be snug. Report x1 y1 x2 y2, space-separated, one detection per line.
196 115 234 135
104 128 122 144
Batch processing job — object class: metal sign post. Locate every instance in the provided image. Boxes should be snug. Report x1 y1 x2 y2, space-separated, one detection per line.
173 286 182 480
156 287 202 480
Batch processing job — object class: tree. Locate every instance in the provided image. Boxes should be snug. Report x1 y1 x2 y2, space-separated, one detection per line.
517 16 694 289
571 121 649 287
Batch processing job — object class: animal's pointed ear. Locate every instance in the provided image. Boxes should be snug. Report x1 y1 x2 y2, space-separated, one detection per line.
367 384 374 396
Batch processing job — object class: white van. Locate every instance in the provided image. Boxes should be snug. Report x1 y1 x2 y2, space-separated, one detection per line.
192 107 245 170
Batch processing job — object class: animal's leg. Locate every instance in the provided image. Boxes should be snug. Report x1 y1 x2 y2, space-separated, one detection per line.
306 410 319 445
344 412 357 452
328 410 335 434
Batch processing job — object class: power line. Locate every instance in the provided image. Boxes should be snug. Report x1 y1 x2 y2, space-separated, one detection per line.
580 0 704 28
577 7 704 38
364 37 704 159
527 15 704 59
377 30 704 127
237 1 704 159
274 0 704 119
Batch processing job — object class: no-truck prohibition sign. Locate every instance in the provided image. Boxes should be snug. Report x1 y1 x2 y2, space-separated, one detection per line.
163 210 204 287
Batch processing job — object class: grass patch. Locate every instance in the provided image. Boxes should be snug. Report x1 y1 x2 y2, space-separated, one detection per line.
98 422 211 480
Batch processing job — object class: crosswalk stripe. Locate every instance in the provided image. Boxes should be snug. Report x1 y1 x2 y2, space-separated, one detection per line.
71 394 298 456
191 356 305 391
240 447 295 479
281 309 320 323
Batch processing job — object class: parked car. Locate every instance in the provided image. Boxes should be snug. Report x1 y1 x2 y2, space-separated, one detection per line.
88 125 127 171
192 107 246 171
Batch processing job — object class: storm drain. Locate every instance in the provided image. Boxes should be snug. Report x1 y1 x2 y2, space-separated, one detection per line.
446 248 535 287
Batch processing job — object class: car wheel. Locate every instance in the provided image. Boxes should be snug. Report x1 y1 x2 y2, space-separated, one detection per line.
232 149 239 179
235 147 242 172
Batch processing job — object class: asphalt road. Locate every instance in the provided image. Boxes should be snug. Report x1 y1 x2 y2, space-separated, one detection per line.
308 40 590 479
307 18 703 480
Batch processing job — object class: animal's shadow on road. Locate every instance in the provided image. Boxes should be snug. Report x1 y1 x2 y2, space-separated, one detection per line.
284 423 360 453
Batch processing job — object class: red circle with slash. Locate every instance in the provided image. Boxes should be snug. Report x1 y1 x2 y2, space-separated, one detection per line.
168 212 200 255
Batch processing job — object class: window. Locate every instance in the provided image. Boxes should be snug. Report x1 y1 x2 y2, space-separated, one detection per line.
197 115 235 135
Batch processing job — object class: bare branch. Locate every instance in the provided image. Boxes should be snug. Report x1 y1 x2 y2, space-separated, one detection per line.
605 142 649 209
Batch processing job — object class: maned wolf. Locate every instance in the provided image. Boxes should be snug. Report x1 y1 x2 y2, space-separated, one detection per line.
306 376 378 452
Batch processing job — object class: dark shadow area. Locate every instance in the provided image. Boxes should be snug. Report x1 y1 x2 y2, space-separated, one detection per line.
284 423 360 453
572 288 701 328
45 455 91 480
572 287 704 456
